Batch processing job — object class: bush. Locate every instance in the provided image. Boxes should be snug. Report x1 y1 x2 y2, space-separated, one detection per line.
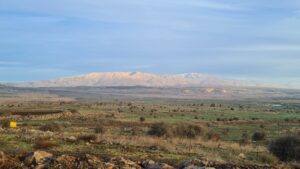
1 120 11 128
78 134 97 142
268 136 300 161
94 126 105 134
207 131 221 141
40 123 62 132
68 108 78 113
173 124 205 139
34 138 57 149
140 116 146 122
252 132 266 141
148 123 172 137
240 132 250 145
148 123 207 139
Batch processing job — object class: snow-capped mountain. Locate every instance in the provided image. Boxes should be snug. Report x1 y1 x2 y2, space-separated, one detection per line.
11 72 284 88
10 72 282 87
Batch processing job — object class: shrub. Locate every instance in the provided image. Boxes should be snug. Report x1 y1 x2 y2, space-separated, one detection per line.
207 131 221 141
232 117 239 121
34 138 57 149
252 132 266 141
94 125 105 134
173 124 204 139
1 120 10 128
268 136 300 161
68 108 78 113
78 134 97 142
40 123 62 132
140 116 146 122
148 123 172 137
240 132 250 146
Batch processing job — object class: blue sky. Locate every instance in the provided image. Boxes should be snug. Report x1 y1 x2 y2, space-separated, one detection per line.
0 0 299 87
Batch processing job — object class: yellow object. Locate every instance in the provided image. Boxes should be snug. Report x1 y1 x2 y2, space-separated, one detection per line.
9 121 17 128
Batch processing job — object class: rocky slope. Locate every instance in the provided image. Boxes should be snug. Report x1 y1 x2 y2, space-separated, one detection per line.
0 151 279 169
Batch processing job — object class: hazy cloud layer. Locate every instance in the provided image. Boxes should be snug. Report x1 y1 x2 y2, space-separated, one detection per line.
0 0 299 86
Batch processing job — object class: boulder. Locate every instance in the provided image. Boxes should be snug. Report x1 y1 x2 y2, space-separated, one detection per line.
86 154 104 168
0 151 6 166
179 159 215 169
24 151 53 165
142 160 174 169
55 155 77 168
238 153 246 159
109 157 141 169
66 136 77 143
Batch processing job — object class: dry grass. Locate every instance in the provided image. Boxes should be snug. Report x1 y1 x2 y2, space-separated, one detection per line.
40 123 62 132
34 138 57 150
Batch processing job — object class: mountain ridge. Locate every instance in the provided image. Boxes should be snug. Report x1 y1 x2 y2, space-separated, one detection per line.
8 72 288 89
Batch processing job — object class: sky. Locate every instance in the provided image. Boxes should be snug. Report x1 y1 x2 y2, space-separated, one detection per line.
0 0 299 87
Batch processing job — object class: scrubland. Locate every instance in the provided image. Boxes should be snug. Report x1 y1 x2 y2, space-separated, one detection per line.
0 94 299 168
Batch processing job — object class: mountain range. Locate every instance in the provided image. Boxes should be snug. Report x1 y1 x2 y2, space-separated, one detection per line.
10 72 286 88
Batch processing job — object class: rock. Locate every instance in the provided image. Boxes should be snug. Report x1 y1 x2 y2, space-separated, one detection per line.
104 162 115 169
24 151 53 165
98 139 111 145
238 153 246 159
66 136 77 143
109 157 141 169
55 155 77 168
141 160 156 167
35 164 47 169
179 159 217 169
142 160 174 169
184 168 214 169
0 151 6 166
86 154 104 168
0 127 5 132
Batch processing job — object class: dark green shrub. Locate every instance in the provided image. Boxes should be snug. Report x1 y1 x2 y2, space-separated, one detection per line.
252 132 266 141
140 116 146 122
148 123 172 137
94 125 105 134
78 134 97 142
268 136 300 161
173 124 205 139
